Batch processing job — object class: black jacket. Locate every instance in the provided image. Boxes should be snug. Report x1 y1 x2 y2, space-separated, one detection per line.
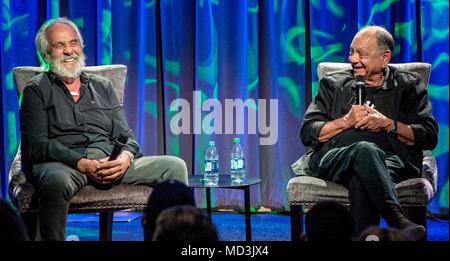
20 71 141 172
294 66 438 178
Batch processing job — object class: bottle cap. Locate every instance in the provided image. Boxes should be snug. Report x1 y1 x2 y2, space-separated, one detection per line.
233 138 240 143
209 141 215 146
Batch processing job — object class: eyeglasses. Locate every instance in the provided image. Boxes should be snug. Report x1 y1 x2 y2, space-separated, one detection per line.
50 39 81 51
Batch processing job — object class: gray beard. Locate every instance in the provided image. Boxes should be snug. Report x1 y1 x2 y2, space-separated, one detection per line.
49 53 86 79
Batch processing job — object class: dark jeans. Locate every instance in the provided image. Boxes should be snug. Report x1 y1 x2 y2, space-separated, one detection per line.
318 141 409 235
28 148 188 241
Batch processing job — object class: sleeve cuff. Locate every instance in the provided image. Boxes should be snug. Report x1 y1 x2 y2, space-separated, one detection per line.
64 152 85 170
311 121 326 140
410 123 425 147
121 150 134 163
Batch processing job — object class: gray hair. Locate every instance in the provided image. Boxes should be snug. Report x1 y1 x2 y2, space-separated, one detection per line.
35 17 84 62
360 25 395 53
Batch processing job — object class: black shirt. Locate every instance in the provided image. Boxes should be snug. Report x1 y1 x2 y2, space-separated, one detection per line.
334 86 394 152
20 71 141 171
334 129 394 153
300 66 439 177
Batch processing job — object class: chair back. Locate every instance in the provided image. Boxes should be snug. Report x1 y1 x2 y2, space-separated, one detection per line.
13 65 127 104
317 62 431 86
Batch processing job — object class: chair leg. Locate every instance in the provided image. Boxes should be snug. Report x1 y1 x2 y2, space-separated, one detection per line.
99 211 113 241
290 204 303 241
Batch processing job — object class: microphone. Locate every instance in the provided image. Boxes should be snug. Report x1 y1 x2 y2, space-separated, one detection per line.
355 75 365 105
108 132 129 161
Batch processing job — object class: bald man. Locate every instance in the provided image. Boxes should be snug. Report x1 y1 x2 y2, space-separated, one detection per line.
296 26 438 240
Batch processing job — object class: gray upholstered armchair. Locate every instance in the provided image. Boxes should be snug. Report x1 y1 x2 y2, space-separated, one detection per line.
288 62 438 241
8 65 153 241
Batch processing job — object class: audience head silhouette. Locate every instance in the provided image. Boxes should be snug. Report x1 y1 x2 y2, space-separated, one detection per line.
305 200 354 241
152 205 218 241
142 179 195 241
0 199 29 241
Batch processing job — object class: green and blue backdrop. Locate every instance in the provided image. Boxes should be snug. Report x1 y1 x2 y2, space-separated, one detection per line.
1 0 448 212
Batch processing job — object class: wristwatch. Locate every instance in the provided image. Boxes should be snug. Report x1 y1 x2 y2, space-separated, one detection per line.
387 119 398 138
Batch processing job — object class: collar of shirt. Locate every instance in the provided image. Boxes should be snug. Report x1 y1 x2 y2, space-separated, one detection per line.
379 66 391 90
47 71 90 86
47 71 91 95
350 66 392 91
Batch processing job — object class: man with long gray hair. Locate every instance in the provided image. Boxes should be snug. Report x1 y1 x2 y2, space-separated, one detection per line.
20 17 189 241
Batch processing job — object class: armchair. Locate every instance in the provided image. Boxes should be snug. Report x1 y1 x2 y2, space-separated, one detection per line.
8 65 153 241
288 62 438 241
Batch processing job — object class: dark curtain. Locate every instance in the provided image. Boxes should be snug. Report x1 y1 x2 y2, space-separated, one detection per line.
1 0 448 211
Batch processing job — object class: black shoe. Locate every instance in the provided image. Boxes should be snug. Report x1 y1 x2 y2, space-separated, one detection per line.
401 220 426 241
381 204 426 241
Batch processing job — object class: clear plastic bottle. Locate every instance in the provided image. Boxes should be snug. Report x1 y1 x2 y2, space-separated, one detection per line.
230 138 245 183
204 141 219 186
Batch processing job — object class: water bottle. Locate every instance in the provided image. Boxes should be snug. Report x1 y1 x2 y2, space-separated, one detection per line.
230 138 245 183
204 141 219 186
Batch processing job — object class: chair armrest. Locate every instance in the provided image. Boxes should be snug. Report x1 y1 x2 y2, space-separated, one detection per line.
12 183 35 213
8 146 25 198
422 150 437 194
8 144 36 213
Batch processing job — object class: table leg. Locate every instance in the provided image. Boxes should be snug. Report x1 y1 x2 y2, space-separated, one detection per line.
206 187 212 221
244 187 251 241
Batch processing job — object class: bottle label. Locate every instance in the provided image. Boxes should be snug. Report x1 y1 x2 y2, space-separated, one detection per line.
231 159 236 170
231 159 244 170
238 159 244 169
213 161 218 172
205 162 212 172
205 161 219 173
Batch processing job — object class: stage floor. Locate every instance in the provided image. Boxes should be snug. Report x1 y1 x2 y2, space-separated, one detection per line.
65 211 449 241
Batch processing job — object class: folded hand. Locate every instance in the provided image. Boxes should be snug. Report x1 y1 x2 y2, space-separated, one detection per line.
96 154 131 184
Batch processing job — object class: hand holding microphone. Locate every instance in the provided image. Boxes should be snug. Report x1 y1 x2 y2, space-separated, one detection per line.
344 75 367 130
96 131 132 185
108 132 129 161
